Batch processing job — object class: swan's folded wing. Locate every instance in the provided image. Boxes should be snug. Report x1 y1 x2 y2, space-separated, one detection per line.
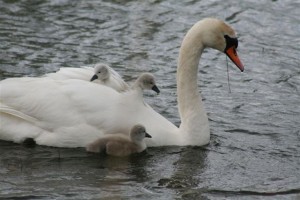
0 103 38 123
45 67 93 81
45 65 129 92
106 66 130 92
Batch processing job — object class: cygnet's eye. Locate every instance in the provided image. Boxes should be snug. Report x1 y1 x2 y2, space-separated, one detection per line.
143 80 150 85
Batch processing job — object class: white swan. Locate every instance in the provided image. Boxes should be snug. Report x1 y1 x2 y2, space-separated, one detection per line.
46 63 129 92
0 18 244 147
86 124 151 156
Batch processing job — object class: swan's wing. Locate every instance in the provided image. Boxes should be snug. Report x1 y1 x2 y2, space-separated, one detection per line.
0 102 38 123
107 66 125 82
45 67 94 81
106 66 130 92
45 66 129 92
0 77 116 146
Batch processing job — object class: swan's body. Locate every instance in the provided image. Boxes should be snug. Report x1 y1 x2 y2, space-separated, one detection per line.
46 63 129 92
0 18 244 147
86 124 152 156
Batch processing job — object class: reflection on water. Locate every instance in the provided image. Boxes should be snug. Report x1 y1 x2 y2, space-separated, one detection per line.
0 0 300 199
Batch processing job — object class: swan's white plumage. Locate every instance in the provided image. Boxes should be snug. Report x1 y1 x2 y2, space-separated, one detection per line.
46 63 129 92
0 18 243 147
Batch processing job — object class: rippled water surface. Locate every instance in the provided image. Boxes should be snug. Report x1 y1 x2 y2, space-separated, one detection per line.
0 0 300 199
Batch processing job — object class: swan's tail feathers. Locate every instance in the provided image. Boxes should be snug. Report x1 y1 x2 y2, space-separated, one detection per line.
0 104 38 124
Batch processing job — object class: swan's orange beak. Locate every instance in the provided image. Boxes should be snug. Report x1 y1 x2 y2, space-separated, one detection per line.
225 46 244 72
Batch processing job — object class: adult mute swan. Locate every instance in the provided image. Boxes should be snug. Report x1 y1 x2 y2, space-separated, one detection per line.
86 124 151 156
0 18 244 147
46 63 129 92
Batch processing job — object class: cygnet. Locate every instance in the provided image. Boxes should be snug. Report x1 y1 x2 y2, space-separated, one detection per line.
86 124 151 157
90 63 129 92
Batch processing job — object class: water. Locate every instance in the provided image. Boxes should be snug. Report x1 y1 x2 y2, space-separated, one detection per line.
0 0 300 199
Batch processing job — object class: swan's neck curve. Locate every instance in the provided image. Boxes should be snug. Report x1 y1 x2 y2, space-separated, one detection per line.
177 28 210 145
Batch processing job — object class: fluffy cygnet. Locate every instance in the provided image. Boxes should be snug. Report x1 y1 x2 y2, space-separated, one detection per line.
90 63 110 82
90 63 129 92
131 73 160 94
86 125 151 157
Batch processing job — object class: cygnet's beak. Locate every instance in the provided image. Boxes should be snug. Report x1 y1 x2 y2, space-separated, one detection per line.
90 74 98 82
145 132 152 138
152 85 160 94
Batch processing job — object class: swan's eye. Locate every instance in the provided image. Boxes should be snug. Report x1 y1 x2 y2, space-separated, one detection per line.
224 35 238 51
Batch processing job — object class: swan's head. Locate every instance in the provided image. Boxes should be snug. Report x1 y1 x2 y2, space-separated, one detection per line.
130 124 152 142
187 18 244 71
90 63 110 82
135 73 160 94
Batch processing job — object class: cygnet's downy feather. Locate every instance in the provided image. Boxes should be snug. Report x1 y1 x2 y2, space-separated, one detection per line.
86 124 151 156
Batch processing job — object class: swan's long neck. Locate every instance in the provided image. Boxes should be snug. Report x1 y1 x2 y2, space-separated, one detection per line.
176 27 210 145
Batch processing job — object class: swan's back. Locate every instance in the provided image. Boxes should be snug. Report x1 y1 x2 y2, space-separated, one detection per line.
45 65 129 92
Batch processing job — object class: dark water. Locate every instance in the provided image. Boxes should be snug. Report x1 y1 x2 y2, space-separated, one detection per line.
0 0 300 199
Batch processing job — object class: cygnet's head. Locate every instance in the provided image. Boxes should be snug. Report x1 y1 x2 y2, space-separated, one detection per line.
90 63 110 82
135 73 160 94
130 124 152 142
